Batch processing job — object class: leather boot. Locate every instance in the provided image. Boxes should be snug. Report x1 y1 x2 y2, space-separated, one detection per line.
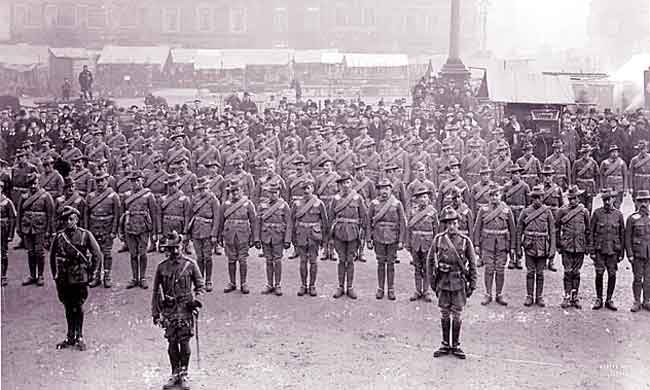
410 273 422 301
594 272 603 306
299 261 308 293
177 369 190 390
204 259 213 292
103 270 113 288
309 262 318 296
297 285 307 296
118 242 129 253
606 275 617 303
240 262 249 294
481 294 492 305
377 263 386 297
329 242 337 261
223 263 237 293
526 271 535 298
494 273 507 305
274 261 282 296
571 289 582 309
334 261 345 298
515 257 523 269
451 320 466 359
289 250 299 259
560 294 572 309
592 297 603 310
346 262 357 299
547 257 557 272
433 318 451 357
386 262 395 300
262 261 274 294
631 301 642 312
147 239 157 253
523 295 534 306
535 273 544 303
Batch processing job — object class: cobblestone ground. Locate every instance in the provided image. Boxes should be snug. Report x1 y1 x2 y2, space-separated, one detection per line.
2 195 650 390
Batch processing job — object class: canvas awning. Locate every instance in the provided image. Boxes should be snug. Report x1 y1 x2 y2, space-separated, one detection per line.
49 47 95 59
97 45 170 69
343 53 409 68
487 69 575 105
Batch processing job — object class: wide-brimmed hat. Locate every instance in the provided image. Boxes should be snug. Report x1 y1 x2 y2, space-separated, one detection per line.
566 185 585 198
292 155 309 165
354 162 367 171
335 172 353 183
129 170 144 180
636 189 650 201
164 174 181 184
636 140 649 150
540 165 555 175
479 165 493 174
94 172 110 181
59 206 80 220
375 178 392 188
600 187 615 199
529 185 545 197
195 177 210 189
552 139 563 148
496 142 509 151
608 144 620 153
318 155 334 167
487 183 502 195
439 206 459 222
411 185 430 197
159 231 182 248
300 179 315 189
446 157 460 170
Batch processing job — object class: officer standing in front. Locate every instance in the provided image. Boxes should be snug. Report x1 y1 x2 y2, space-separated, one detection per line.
428 207 477 360
516 185 556 307
367 178 406 300
589 188 625 311
152 231 204 390
50 206 102 351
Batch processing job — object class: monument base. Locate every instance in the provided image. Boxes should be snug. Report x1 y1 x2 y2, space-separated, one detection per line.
439 58 471 86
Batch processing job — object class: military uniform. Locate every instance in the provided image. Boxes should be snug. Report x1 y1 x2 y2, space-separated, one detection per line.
516 187 556 306
55 182 87 230
599 148 627 208
85 173 121 288
589 189 625 310
0 186 17 286
224 160 256 199
292 186 328 296
460 147 488 189
255 186 292 295
39 166 65 200
629 145 650 199
490 153 513 186
286 158 315 203
151 232 204 389
165 140 192 171
49 206 102 351
473 193 516 305
119 172 159 289
555 187 591 308
216 187 257 294
368 180 406 300
159 175 192 254
10 156 38 212
186 179 219 292
356 140 382 183
469 173 495 217
428 208 478 359
502 168 530 269
405 187 438 301
516 146 542 190
18 176 55 286
315 165 339 261
571 148 600 211
190 143 220 177
624 191 650 312
328 174 368 299
544 149 571 190
437 173 470 212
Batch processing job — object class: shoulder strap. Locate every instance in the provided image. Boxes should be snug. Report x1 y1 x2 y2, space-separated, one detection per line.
372 197 396 224
224 197 248 219
334 192 358 214
560 205 584 225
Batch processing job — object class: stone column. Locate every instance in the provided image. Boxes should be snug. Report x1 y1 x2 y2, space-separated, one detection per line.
440 0 470 84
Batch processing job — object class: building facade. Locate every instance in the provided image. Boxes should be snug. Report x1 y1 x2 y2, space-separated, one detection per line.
8 0 480 56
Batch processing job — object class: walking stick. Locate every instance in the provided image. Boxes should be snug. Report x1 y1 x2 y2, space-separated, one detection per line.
194 312 201 369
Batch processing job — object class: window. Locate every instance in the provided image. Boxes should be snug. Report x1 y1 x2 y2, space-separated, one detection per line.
197 7 212 32
14 4 42 26
273 7 288 33
362 8 375 26
56 4 76 27
214 6 228 33
87 6 107 28
163 7 180 32
335 6 348 27
304 5 320 31
230 7 246 33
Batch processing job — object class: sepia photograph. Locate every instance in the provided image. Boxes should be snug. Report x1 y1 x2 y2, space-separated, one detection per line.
1 1 649 389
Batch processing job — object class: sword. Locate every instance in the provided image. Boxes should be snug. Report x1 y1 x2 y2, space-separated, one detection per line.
194 312 201 369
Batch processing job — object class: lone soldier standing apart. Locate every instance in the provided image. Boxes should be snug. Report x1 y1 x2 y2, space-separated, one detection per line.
19 172 55 286
152 231 204 390
405 185 438 302
625 189 650 312
473 183 516 306
516 185 556 307
0 180 17 286
217 181 258 294
120 171 159 289
186 177 219 292
329 173 368 299
367 178 406 300
50 206 102 351
428 207 477 360
255 183 292 296
589 188 625 311
555 185 591 309
85 172 121 288
291 180 328 297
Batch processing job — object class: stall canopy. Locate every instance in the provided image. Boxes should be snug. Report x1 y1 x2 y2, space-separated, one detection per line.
98 45 170 69
343 53 409 68
171 49 222 66
293 49 339 64
487 69 575 104
220 49 291 66
0 43 49 72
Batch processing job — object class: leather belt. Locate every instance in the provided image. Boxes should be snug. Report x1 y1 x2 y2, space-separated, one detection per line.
634 173 650 177
24 211 46 215
163 215 184 220
483 228 508 235
194 216 213 222
376 221 398 227
510 205 524 209
90 215 113 220
337 218 359 224
297 222 319 227
576 178 595 182
525 231 547 237
263 222 285 228
411 230 433 235
128 211 148 215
